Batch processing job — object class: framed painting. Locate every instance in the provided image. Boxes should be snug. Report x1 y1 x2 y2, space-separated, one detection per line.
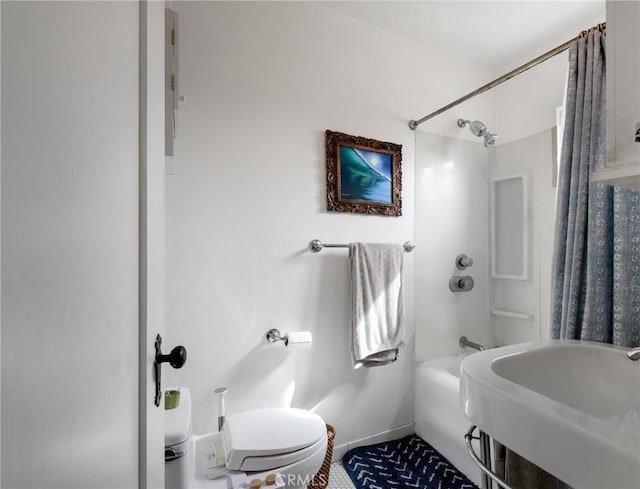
325 130 402 216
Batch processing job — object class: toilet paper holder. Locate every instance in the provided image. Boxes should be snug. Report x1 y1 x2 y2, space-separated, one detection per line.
266 328 289 346
265 329 312 347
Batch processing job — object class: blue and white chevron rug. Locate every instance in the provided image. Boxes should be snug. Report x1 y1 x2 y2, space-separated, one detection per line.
342 435 478 489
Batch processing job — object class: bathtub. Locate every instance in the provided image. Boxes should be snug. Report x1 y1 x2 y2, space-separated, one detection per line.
415 355 481 486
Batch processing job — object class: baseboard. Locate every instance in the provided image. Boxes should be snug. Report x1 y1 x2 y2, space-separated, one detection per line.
331 422 415 463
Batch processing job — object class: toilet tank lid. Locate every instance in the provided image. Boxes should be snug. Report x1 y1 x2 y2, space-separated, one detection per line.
164 387 192 446
223 408 326 459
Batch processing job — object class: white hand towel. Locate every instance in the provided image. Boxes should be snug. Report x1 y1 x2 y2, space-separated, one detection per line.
350 243 406 368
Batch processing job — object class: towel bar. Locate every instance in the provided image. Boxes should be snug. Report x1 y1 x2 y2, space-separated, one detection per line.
309 239 415 253
465 425 513 489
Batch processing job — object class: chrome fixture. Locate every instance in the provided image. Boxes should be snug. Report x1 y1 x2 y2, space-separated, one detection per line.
165 446 186 463
266 328 287 345
627 347 640 361
459 336 486 352
466 425 513 489
309 239 415 253
449 276 474 292
457 119 498 147
214 387 228 431
456 253 474 270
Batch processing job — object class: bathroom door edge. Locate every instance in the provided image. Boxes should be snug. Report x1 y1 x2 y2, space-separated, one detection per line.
139 1 166 488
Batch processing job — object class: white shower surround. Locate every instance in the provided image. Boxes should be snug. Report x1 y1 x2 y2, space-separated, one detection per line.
414 133 492 360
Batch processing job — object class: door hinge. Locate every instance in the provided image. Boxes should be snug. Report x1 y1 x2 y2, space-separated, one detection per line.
171 74 176 92
171 28 176 46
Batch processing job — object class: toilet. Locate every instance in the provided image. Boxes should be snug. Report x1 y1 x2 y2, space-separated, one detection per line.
165 388 328 489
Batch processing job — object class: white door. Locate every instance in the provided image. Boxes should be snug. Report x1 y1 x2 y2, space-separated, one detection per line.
2 1 165 487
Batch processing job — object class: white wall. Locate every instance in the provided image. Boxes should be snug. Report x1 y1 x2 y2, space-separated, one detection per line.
494 54 568 145
164 1 493 451
414 134 491 361
2 2 139 487
493 5 605 145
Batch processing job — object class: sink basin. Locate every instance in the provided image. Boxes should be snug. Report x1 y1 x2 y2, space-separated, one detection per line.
460 340 640 488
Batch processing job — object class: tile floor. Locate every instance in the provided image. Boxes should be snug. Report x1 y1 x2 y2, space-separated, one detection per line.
326 462 356 489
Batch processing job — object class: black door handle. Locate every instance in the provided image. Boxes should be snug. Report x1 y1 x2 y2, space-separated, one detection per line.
157 345 187 369
154 334 187 407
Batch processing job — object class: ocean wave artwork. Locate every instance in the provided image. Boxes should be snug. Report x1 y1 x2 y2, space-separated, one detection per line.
339 146 392 203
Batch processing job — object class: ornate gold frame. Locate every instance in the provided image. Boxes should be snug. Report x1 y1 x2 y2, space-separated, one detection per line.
325 130 402 216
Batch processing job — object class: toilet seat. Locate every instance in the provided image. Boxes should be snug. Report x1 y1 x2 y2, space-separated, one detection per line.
222 408 327 471
229 431 327 472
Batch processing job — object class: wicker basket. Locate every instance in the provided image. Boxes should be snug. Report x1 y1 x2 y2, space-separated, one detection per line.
308 424 336 489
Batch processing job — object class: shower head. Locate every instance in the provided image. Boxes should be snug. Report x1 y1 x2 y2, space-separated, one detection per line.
483 132 498 147
457 119 498 148
462 119 488 137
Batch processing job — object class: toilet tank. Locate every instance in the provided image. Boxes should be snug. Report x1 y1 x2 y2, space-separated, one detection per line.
165 388 193 489
165 387 192 446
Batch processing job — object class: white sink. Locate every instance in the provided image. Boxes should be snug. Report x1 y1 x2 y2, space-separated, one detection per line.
460 340 640 489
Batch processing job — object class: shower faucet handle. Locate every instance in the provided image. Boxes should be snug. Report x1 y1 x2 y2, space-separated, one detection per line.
455 254 474 270
449 276 474 292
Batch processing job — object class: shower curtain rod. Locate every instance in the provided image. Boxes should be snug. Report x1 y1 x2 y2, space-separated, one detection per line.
408 23 605 130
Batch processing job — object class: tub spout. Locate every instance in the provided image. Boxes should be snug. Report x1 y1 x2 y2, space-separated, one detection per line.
459 336 486 352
